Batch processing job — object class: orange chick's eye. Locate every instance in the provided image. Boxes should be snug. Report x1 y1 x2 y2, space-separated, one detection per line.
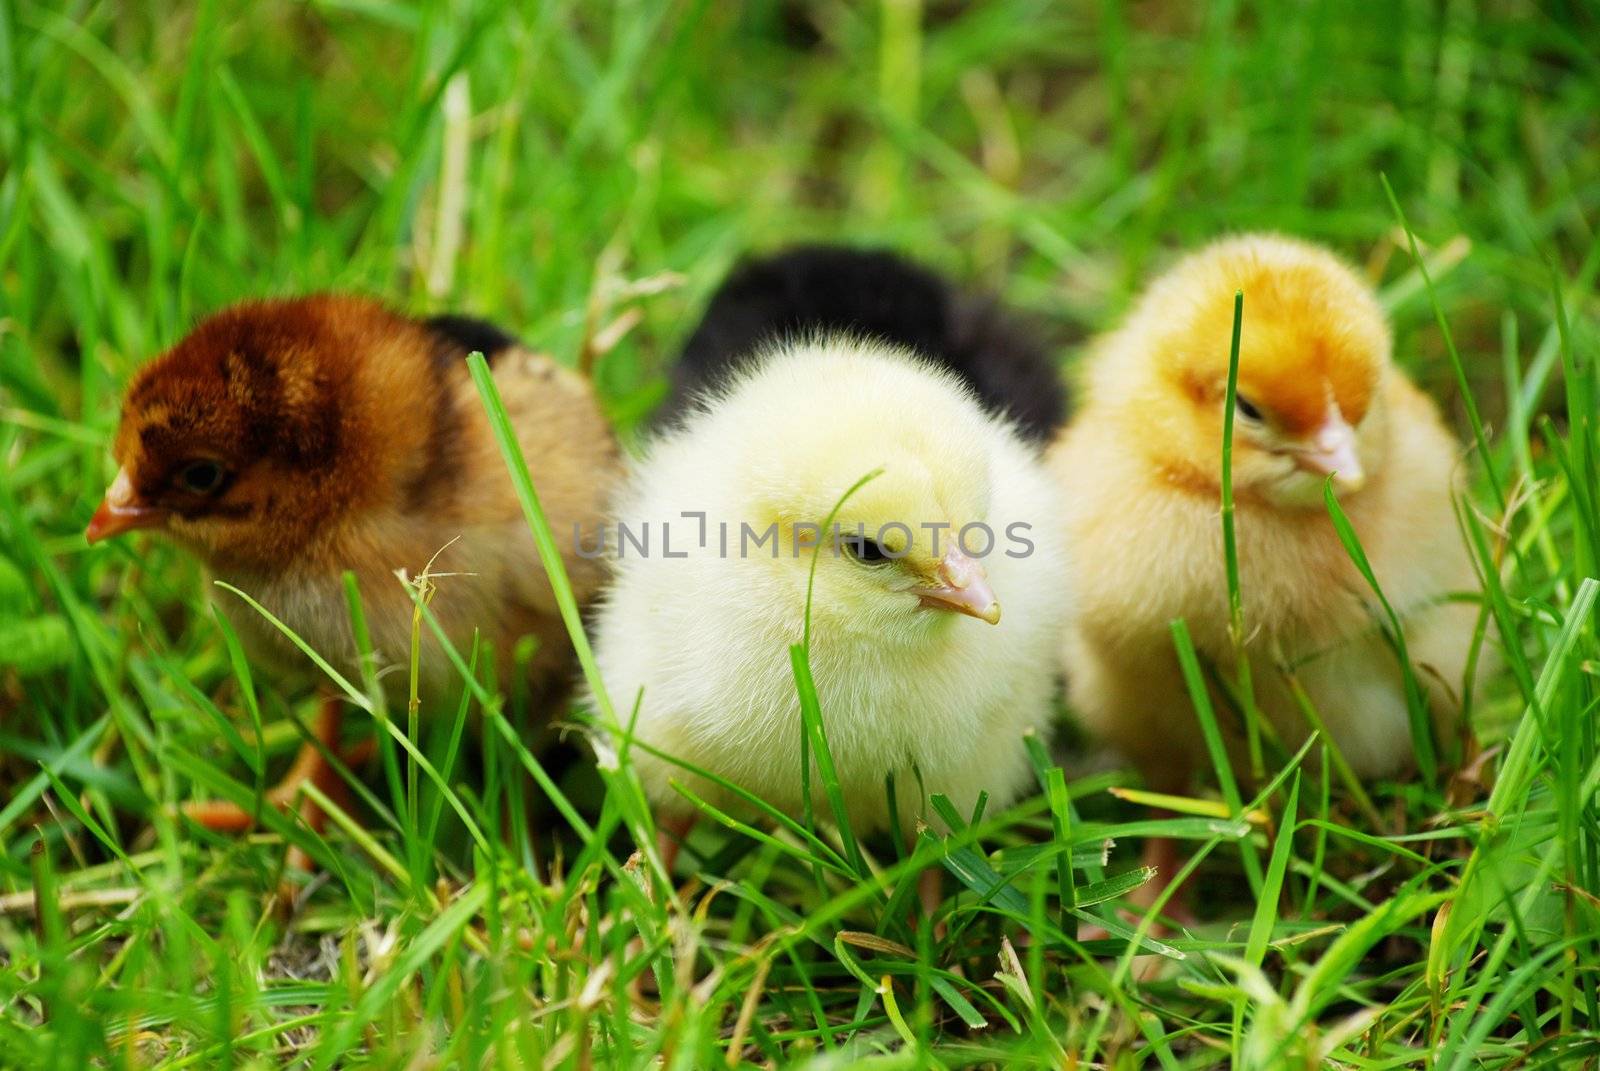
1234 395 1265 423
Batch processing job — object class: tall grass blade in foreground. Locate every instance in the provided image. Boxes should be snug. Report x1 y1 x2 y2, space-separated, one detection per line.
1219 289 1266 781
1321 480 1438 784
466 350 663 880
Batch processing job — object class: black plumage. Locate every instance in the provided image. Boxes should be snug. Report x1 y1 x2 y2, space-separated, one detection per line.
660 245 1066 442
426 313 518 363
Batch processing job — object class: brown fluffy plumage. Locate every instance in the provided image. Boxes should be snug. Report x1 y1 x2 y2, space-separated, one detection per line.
92 294 620 701
1052 234 1490 794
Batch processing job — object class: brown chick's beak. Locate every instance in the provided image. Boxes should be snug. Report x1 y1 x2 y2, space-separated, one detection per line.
914 547 1001 624
1296 406 1365 493
86 469 168 544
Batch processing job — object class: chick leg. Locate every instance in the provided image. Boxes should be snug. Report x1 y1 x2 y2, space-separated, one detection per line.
181 698 373 838
1130 829 1197 927
1078 812 1197 944
655 812 697 880
917 867 944 924
908 829 947 937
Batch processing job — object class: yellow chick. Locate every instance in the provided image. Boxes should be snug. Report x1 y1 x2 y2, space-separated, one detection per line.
1052 234 1487 799
592 338 1070 856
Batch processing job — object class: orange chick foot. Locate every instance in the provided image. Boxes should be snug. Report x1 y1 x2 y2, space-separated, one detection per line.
179 700 376 898
1078 833 1198 944
1128 833 1197 927
654 812 698 887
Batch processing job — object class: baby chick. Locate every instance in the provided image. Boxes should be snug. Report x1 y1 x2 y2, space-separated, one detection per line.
1052 233 1486 805
659 245 1066 442
89 296 620 832
593 335 1070 872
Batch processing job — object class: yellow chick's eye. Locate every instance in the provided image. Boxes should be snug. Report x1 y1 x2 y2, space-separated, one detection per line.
840 534 894 566
1234 394 1265 423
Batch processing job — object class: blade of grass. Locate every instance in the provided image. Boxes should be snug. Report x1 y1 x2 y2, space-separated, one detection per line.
1219 289 1265 779
1234 773 1300 1066
1171 617 1264 893
1322 478 1437 784
1381 173 1505 513
465 351 664 882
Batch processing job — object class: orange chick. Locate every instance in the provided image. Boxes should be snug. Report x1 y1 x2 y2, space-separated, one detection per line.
1052 233 1488 807
89 296 620 836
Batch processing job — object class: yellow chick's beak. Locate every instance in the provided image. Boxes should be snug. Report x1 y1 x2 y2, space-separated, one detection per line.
86 468 168 544
1295 405 1365 493
913 547 1001 625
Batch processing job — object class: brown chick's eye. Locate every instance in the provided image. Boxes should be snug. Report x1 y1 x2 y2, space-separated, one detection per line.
841 536 892 565
176 460 227 495
1235 395 1264 422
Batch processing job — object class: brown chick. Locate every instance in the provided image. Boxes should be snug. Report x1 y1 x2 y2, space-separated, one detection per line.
1052 234 1489 901
88 296 620 840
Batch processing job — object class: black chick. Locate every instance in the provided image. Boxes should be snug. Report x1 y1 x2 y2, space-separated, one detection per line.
659 245 1066 441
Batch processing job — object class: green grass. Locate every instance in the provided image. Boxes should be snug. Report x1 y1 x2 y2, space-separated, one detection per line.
2 1 1599 1066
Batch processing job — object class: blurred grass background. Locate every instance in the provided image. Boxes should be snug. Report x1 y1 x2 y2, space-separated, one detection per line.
8 1 1596 430
1 1 1598 1067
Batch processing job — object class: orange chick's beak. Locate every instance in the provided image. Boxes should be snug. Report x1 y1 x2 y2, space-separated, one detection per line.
86 469 168 544
1295 406 1365 493
913 547 1001 624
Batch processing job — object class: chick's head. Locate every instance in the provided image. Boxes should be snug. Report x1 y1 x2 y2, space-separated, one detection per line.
89 296 429 571
1103 234 1391 508
712 341 1008 639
